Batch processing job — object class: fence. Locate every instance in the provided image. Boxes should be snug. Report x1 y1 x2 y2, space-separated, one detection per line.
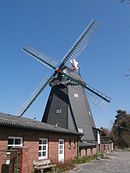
0 150 20 173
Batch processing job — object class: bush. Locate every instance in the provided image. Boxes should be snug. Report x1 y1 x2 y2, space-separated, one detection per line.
73 153 101 164
96 152 103 158
45 153 103 172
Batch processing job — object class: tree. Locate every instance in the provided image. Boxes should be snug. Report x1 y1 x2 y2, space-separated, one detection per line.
100 127 111 137
114 110 126 124
111 110 130 148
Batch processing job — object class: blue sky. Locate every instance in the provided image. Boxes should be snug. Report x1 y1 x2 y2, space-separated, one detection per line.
0 0 130 129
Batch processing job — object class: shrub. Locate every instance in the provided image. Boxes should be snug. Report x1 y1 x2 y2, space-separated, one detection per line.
73 152 104 165
52 161 75 173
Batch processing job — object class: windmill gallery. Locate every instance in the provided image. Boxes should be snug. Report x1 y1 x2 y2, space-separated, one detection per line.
0 20 112 172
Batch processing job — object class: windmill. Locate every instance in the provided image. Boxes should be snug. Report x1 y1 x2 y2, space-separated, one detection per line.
17 19 111 145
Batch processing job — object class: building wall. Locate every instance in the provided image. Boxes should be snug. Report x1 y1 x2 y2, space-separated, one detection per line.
87 148 92 156
80 147 97 157
100 143 111 153
80 149 86 157
0 127 78 173
65 138 77 161
92 148 97 155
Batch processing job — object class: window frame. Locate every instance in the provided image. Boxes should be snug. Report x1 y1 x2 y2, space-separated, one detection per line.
38 138 48 160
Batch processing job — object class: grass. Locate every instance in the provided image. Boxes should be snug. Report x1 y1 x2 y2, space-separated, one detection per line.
73 152 103 164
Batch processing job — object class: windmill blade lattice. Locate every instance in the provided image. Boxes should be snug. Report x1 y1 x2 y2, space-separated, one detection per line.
23 44 58 70
16 75 53 117
61 19 98 66
85 84 111 103
62 69 110 103
86 88 109 109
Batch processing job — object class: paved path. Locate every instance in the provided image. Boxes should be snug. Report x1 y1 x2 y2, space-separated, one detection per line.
69 151 130 173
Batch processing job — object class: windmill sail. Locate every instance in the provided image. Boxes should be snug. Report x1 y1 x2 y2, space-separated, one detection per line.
60 19 98 67
16 75 54 116
23 44 58 70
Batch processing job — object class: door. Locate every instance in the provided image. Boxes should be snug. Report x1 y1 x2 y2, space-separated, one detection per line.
58 139 64 162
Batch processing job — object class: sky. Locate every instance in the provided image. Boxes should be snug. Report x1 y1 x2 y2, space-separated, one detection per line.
0 0 130 129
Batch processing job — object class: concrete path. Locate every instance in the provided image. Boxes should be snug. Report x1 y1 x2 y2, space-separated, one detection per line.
69 151 130 173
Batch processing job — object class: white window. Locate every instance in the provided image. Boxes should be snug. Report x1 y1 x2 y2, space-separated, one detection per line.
88 111 91 116
78 128 83 133
74 93 78 97
39 138 48 160
7 137 23 164
56 109 62 114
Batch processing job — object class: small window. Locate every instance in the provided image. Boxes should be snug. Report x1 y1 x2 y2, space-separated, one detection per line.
74 93 78 97
56 109 62 114
88 111 91 116
78 128 83 133
59 140 64 144
60 150 63 154
39 138 48 160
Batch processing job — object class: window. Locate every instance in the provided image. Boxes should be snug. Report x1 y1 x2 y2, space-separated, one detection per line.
39 138 48 160
56 109 62 114
88 111 91 116
78 128 83 133
7 137 23 164
74 93 78 97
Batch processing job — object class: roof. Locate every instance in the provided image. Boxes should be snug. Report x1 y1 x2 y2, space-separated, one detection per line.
100 136 113 144
0 112 82 136
79 141 97 148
